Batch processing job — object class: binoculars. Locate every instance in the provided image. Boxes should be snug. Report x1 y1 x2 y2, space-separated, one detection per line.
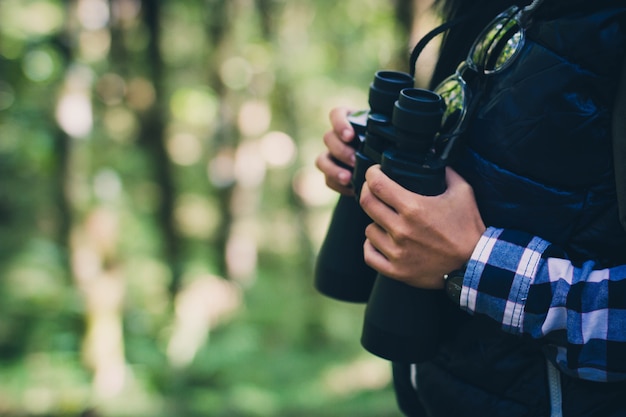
314 71 414 303
314 70 452 363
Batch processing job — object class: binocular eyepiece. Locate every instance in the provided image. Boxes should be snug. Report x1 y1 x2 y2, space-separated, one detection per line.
315 70 457 363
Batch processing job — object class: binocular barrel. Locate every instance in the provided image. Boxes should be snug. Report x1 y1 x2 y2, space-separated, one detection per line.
316 70 454 364
360 89 448 363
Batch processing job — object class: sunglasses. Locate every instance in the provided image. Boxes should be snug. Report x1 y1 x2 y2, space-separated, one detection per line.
424 3 541 157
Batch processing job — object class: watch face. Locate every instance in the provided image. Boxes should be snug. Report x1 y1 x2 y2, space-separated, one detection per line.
445 273 464 304
450 280 462 299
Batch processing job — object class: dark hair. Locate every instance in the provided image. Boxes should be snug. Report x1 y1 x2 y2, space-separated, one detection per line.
428 0 526 88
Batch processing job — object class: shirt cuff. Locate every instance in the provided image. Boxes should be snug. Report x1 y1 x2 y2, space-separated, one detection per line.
459 226 550 334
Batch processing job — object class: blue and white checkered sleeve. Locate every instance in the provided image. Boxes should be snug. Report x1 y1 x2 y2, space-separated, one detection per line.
460 226 626 382
460 227 549 333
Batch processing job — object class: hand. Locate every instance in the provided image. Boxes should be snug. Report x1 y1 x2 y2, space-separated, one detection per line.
359 165 486 289
315 107 357 196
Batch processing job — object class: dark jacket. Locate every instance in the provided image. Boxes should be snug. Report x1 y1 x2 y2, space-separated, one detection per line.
396 3 626 416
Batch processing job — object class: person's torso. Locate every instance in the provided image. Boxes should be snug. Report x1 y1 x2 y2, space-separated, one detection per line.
407 4 626 417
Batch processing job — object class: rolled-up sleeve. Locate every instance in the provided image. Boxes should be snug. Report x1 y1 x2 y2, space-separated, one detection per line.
459 226 626 382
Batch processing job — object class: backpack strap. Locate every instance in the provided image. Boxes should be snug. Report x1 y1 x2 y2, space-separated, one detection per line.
613 55 626 232
546 359 563 417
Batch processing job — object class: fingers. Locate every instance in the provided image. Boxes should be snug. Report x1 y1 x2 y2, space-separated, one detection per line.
362 165 408 211
322 130 355 169
316 107 359 196
315 151 354 195
363 222 406 281
363 237 391 276
329 107 356 144
364 220 394 257
359 165 408 231
323 107 357 169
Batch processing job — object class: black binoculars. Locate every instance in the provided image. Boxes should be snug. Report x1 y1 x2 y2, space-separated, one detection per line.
314 70 415 303
314 70 453 363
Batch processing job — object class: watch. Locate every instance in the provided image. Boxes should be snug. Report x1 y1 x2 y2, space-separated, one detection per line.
443 267 466 305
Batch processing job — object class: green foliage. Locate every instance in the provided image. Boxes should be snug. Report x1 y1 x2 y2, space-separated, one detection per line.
0 0 412 415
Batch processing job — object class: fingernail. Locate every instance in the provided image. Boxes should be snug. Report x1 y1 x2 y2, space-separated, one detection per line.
339 171 351 184
342 129 352 141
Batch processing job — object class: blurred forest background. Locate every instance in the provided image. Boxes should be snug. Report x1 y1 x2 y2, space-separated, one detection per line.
0 0 439 416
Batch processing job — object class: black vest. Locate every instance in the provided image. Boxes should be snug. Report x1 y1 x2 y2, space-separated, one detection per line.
396 4 626 416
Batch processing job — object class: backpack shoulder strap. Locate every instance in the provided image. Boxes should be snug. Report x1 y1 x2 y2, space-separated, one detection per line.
613 55 626 232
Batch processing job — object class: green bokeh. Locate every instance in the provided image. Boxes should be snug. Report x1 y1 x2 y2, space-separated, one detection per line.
0 0 414 416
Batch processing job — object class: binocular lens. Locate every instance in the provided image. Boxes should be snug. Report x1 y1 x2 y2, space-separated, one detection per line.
398 88 442 111
393 88 445 138
369 71 415 116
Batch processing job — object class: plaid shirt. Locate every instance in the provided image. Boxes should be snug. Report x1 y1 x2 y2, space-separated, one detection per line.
461 226 626 382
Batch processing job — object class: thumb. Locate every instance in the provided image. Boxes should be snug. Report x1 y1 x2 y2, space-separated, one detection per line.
445 167 469 190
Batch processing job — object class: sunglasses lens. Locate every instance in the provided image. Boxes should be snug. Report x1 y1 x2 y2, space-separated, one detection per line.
435 75 467 135
430 6 528 141
470 9 523 73
487 20 522 72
